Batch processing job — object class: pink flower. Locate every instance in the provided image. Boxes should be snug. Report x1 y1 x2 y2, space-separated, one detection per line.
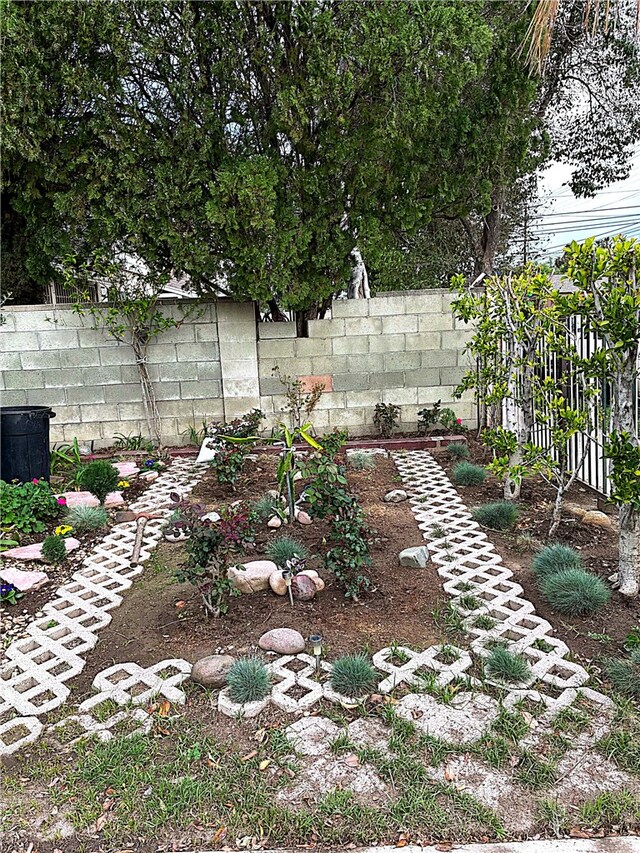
32 478 39 484
57 497 67 506
456 418 462 425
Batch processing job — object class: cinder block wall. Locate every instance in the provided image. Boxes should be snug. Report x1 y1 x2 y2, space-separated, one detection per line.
257 290 475 434
1 291 475 447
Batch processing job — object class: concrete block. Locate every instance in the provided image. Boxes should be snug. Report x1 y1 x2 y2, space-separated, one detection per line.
258 321 297 340
5 370 44 390
420 349 458 368
116 402 148 421
329 407 366 428
257 338 294 360
145 344 177 365
49 405 82 424
147 361 195 383
0 314 15 331
25 389 65 407
368 295 407 316
259 377 286 396
176 342 216 363
383 352 421 372
440 367 465 387
59 348 101 368
315 391 346 411
347 353 384 373
180 380 223 400
62 422 103 442
368 334 405 354
223 396 262 421
159 323 195 344
381 314 418 335
1 390 27 406
403 368 440 388
221 358 259 381
43 368 87 389
418 314 454 333
219 378 259 399
104 384 147 404
264 357 313 376
66 385 106 405
441 330 474 350
19 351 61 371
37 330 80 351
453 315 474 332
0 352 21 371
333 373 370 392
383 387 417 406
195 325 220 345
344 316 382 337
99 347 135 366
368 371 405 390
295 337 331 358
331 299 369 318
78 328 113 348
4 332 40 351
344 389 382 408
196 362 222 381
311 356 345 375
404 291 444 313
331 335 369 355
216 301 255 324
217 321 256 343
120 366 142 384
307 319 345 338
458 350 477 369
97 419 145 440
418 386 454 405
81 367 122 386
12 311 59 332
80 403 119 423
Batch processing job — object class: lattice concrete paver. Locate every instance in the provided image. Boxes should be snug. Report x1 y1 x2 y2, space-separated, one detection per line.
396 691 500 744
0 715 43 756
81 659 191 711
50 708 152 746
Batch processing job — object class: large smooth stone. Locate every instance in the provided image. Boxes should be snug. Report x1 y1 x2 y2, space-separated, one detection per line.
383 489 408 503
228 560 278 594
299 569 325 592
267 516 282 529
3 538 80 562
269 570 287 596
259 628 305 654
291 574 316 601
0 566 49 591
295 510 312 525
399 545 430 568
581 510 612 529
191 654 236 688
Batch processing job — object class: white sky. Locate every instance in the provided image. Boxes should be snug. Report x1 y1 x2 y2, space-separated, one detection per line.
530 145 640 260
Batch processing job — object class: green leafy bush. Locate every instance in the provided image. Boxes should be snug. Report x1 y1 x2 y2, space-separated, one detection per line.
209 445 247 488
540 569 611 616
226 657 271 704
604 650 640 698
266 536 308 566
373 403 400 438
78 460 119 504
348 452 376 471
65 505 108 532
447 442 470 460
452 462 487 486
472 501 519 530
0 479 61 534
331 653 378 698
532 544 582 579
439 408 463 433
486 645 531 684
41 534 67 565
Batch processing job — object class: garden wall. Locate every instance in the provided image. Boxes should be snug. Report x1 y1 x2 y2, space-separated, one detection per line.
1 291 475 448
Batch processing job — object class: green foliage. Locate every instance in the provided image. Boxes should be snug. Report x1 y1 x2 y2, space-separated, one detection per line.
226 657 271 705
452 462 487 486
485 646 531 684
0 479 61 534
330 654 378 699
272 366 324 428
0 582 23 605
540 569 611 616
78 460 120 505
532 544 583 579
373 403 400 439
472 501 518 530
252 494 281 522
605 432 640 511
208 410 265 443
113 433 155 452
439 408 462 433
348 452 376 472
417 402 441 434
64 505 108 532
447 442 470 460
604 650 640 698
41 534 67 565
318 429 349 461
265 536 308 567
209 446 247 488
624 628 640 651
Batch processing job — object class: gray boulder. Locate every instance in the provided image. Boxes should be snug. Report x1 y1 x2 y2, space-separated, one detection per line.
383 489 408 503
399 545 430 568
259 628 306 654
191 654 236 689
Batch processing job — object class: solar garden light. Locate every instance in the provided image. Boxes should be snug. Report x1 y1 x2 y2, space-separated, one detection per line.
282 568 294 607
309 634 323 676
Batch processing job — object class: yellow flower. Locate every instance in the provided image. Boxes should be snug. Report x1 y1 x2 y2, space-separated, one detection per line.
55 525 73 536
117 480 130 489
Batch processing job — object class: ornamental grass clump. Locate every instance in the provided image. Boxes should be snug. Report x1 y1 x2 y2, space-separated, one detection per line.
540 569 610 616
226 657 271 705
532 544 583 579
486 645 532 684
330 653 378 698
65 505 108 532
41 534 67 565
472 501 519 531
252 494 280 521
266 535 308 566
348 452 376 472
78 460 119 505
604 650 640 698
447 442 470 460
452 461 487 486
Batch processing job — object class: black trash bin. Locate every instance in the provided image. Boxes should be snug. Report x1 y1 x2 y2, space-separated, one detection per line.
0 406 56 483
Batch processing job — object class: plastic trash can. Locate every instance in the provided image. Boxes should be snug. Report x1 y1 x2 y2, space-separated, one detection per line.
0 406 56 483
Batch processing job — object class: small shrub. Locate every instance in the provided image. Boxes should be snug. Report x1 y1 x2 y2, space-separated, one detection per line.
318 429 349 460
266 535 308 566
540 569 611 616
604 650 640 698
532 544 583 579
331 653 377 698
373 403 400 439
486 645 532 684
447 442 470 460
78 461 119 504
209 445 247 488
252 494 280 521
472 501 519 530
439 408 463 433
417 402 441 434
65 505 108 532
452 462 487 486
226 657 271 704
348 452 376 472
41 534 67 565
623 628 640 651
0 479 61 534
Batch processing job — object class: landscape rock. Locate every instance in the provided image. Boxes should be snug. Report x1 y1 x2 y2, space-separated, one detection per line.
258 628 305 654
3 538 81 562
383 489 408 503
191 654 236 689
201 511 221 523
299 569 325 592
269 570 287 596
59 490 124 508
0 567 49 591
267 516 282 529
581 510 613 529
113 461 140 478
564 503 587 519
295 509 312 525
139 471 159 483
115 510 137 524
228 560 278 594
292 574 317 601
398 545 430 568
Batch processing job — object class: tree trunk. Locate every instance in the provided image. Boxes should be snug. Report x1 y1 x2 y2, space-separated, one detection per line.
131 336 162 446
618 504 640 597
347 246 370 299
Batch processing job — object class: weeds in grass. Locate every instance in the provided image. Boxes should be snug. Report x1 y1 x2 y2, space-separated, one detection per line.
604 650 640 698
538 799 568 837
578 790 640 831
515 750 557 788
476 734 512 769
492 708 530 743
598 731 640 776
457 594 481 612
473 614 496 631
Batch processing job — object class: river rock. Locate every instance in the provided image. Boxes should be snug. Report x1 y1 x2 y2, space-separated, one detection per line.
399 545 430 568
228 560 278 594
267 516 282 529
139 470 159 483
299 569 325 592
191 654 236 688
258 628 305 654
384 489 408 503
292 573 316 601
115 510 137 523
295 509 312 525
201 510 221 523
269 570 287 596
581 510 612 529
